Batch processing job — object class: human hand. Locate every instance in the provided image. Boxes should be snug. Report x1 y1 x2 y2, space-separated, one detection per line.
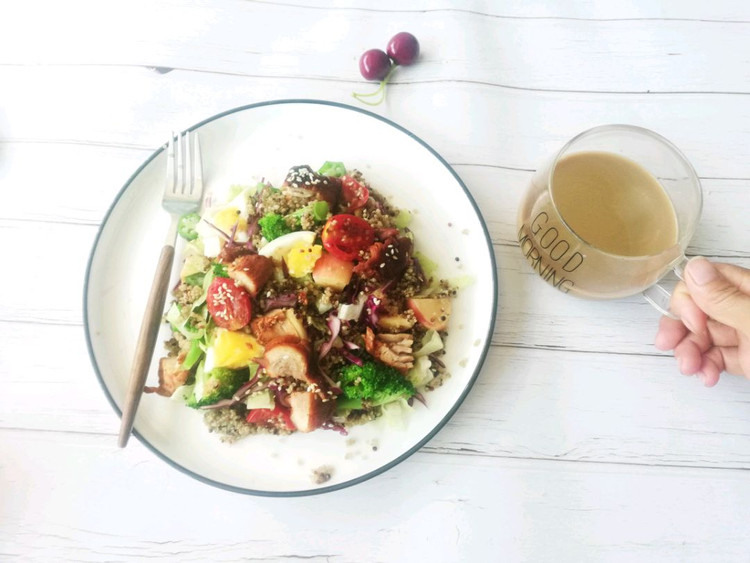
654 257 750 387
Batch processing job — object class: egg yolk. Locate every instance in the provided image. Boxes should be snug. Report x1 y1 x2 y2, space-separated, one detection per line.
213 207 247 234
211 328 263 369
286 243 323 278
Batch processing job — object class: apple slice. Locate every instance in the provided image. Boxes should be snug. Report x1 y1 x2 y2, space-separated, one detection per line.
407 298 452 331
377 314 415 332
312 251 354 290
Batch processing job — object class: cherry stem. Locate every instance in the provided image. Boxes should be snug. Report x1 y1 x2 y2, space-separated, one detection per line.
352 65 398 106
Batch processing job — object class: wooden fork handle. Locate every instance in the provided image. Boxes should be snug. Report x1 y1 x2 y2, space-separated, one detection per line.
118 244 175 447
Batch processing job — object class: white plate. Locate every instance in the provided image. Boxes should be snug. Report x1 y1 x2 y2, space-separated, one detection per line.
84 100 497 496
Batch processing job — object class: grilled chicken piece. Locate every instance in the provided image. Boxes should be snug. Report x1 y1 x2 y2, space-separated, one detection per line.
218 244 255 264
284 164 341 208
354 236 412 282
364 327 414 373
228 254 274 297
251 308 307 345
287 391 336 433
262 335 312 382
144 356 190 397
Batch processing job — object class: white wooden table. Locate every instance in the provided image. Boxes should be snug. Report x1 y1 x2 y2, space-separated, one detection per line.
2 1 750 560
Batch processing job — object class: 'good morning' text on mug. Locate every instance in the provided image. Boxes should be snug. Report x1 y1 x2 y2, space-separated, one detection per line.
518 211 583 294
517 148 690 300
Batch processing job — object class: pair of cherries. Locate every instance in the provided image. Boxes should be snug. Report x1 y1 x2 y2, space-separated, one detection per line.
359 32 420 81
353 32 420 106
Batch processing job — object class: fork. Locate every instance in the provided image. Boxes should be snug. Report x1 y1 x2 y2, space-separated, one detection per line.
118 131 204 448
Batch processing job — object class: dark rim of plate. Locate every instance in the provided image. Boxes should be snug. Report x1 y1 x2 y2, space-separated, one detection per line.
83 98 498 497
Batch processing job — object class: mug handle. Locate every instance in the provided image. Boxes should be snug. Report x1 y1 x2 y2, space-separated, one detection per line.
642 256 689 319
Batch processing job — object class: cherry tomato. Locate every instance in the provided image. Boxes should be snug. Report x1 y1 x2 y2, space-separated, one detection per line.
206 277 252 330
246 405 295 431
321 214 376 261
341 175 369 212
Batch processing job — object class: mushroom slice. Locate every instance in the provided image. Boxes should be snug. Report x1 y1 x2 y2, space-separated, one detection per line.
364 327 414 373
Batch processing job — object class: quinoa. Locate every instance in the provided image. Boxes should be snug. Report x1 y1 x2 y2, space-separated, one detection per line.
154 162 462 442
425 369 451 392
311 465 334 484
173 282 203 307
163 336 182 357
203 405 293 442
390 262 428 302
261 185 314 215
359 205 393 230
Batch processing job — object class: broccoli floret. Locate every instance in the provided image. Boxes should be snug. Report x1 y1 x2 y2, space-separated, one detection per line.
186 363 248 408
258 213 293 241
337 358 415 406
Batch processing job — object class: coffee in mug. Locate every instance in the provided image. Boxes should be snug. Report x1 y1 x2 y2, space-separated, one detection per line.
517 125 702 302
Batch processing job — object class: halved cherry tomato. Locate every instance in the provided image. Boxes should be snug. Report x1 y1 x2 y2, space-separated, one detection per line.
206 277 252 330
321 214 375 261
246 405 295 431
341 175 369 212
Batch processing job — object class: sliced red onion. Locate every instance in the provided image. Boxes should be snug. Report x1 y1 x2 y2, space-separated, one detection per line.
201 218 231 241
246 216 259 251
199 399 236 410
318 313 342 360
263 292 298 311
377 278 396 294
341 349 363 366
342 340 359 351
321 421 348 435
267 381 289 406
232 375 260 402
364 294 382 329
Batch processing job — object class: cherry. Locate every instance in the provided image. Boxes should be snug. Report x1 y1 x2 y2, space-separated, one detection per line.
386 32 420 66
359 49 392 81
353 32 420 106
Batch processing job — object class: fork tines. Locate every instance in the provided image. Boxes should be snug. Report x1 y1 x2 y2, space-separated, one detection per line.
166 131 203 198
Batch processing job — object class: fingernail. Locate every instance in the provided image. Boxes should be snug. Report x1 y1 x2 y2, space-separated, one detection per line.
687 257 719 286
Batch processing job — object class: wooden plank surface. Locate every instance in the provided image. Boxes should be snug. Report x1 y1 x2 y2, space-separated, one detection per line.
3 430 750 562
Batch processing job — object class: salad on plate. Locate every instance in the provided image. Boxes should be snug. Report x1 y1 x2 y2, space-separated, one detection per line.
145 162 460 441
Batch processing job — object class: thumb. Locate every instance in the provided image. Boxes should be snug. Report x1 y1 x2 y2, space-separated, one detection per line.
684 257 750 335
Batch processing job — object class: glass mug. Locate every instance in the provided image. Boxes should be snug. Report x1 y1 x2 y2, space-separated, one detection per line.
517 125 702 315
